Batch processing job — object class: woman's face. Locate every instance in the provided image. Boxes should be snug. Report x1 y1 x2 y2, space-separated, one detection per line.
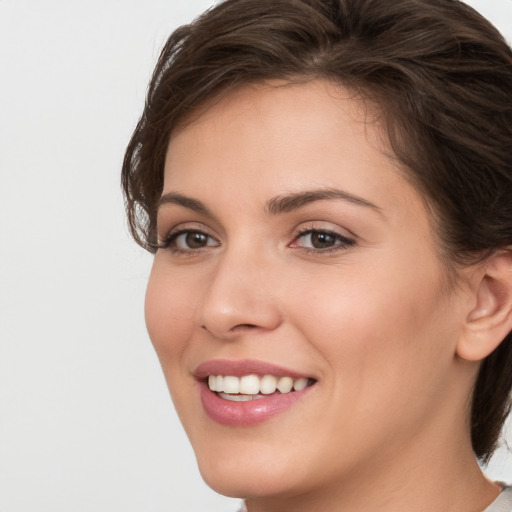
146 81 472 501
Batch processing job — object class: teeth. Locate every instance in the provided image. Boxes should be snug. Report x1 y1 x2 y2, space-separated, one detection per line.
240 375 260 394
277 376 293 393
207 374 312 396
218 392 266 402
223 376 240 394
260 375 277 394
208 375 225 392
293 377 308 391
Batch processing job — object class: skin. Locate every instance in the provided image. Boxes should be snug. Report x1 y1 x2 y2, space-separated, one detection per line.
145 80 501 512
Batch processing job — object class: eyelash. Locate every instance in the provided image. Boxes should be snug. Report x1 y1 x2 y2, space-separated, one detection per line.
158 228 355 255
158 229 219 254
289 228 355 253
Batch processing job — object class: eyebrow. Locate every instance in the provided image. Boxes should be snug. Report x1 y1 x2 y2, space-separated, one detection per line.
158 192 213 216
158 187 382 217
265 188 382 216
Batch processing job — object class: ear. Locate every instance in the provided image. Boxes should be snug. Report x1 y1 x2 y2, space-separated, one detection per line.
457 250 512 362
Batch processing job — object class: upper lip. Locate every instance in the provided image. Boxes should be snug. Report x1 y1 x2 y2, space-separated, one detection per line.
194 359 313 380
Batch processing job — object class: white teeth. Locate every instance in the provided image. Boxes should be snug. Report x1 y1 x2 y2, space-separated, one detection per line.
293 377 308 391
207 374 312 396
208 375 223 392
218 392 266 402
223 376 240 394
215 375 224 392
240 374 260 395
277 376 293 393
260 375 277 394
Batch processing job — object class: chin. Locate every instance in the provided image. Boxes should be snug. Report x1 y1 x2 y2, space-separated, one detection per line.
198 460 300 499
192 436 311 499
199 465 268 498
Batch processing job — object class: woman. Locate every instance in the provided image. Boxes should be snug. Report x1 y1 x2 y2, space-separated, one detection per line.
122 0 512 510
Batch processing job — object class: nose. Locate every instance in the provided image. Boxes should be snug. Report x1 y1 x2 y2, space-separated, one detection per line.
196 249 282 340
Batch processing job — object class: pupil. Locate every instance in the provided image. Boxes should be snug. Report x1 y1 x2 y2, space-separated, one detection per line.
186 232 207 248
312 232 335 248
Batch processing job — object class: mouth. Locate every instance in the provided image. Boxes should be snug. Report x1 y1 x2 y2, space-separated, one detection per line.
207 374 315 401
195 360 317 426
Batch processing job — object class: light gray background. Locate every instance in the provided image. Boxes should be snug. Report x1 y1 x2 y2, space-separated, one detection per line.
0 1 510 511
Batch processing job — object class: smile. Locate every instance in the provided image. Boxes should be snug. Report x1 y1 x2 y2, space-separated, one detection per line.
208 374 311 400
196 360 317 426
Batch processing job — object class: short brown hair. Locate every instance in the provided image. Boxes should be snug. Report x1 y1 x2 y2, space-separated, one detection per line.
122 0 512 462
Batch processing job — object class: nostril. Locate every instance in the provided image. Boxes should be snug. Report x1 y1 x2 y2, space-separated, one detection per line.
201 322 261 341
202 323 257 333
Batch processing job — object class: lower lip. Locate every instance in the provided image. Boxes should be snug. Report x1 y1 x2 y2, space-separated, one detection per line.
199 382 312 426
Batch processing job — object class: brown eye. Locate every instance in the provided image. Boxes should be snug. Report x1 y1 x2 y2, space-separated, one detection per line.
161 229 219 252
310 231 337 249
291 229 355 252
185 231 209 248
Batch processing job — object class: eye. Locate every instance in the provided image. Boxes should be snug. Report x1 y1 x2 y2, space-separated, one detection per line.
159 229 219 252
290 229 355 252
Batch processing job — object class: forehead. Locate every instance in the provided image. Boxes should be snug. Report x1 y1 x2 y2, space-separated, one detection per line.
173 79 381 132
164 80 394 191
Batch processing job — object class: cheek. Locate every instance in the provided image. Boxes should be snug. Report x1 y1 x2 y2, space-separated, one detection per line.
287 255 455 400
144 262 197 362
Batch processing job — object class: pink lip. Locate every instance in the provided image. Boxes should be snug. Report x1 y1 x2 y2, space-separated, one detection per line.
195 359 315 426
194 359 311 379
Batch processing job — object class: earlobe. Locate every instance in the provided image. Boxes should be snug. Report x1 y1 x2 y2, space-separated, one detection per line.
457 250 512 362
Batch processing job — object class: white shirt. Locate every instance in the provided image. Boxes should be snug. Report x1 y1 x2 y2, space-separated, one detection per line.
485 485 512 512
